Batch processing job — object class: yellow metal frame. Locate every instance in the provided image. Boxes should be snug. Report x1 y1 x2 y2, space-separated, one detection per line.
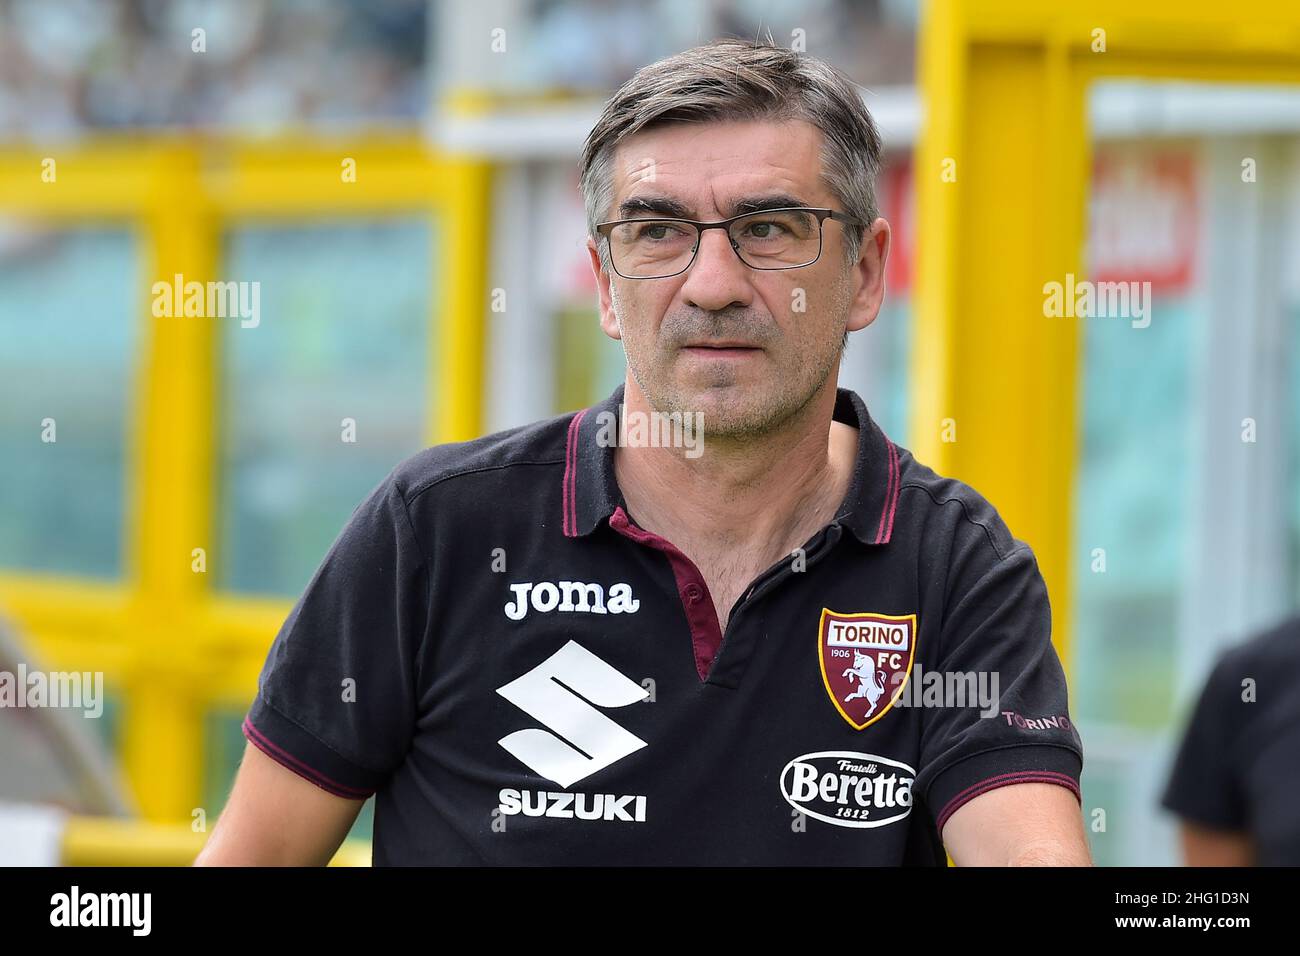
0 135 489 822
913 0 1300 676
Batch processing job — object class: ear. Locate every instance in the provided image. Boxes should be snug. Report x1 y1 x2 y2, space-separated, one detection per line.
845 218 891 334
587 236 622 341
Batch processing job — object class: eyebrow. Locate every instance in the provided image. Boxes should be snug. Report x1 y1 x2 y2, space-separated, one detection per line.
615 193 814 220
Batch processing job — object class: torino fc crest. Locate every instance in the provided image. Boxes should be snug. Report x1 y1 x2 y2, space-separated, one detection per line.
818 609 917 730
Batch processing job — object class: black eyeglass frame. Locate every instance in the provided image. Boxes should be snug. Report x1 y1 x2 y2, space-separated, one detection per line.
594 206 868 279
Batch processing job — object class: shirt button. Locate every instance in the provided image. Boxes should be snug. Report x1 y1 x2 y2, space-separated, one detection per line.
683 583 703 603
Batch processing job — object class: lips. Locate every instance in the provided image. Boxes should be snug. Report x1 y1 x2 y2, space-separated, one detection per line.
681 343 761 360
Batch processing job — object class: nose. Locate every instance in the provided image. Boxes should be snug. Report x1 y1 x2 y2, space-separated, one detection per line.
679 226 754 312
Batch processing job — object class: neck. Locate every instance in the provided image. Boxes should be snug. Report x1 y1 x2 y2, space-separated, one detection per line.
613 378 854 557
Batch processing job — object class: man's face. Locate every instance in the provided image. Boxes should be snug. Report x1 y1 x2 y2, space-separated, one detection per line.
587 118 889 439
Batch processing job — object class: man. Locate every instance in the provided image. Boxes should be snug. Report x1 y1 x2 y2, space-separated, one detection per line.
197 38 1089 866
1161 614 1300 865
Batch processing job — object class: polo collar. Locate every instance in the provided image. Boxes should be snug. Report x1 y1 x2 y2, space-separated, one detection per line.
561 383 900 546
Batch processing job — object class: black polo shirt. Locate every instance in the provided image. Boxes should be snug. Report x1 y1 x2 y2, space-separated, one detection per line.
1160 615 1300 865
243 383 1084 865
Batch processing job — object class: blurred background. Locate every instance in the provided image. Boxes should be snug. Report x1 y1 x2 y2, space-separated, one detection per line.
0 0 1297 866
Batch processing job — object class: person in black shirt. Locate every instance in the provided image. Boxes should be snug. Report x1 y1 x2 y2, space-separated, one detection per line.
197 37 1089 867
1161 614 1300 865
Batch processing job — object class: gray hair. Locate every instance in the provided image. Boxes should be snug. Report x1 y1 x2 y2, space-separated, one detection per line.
580 37 882 273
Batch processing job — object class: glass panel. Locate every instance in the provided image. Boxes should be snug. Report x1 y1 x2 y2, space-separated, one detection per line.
0 224 137 578
217 219 433 596
1071 141 1205 866
842 298 911 441
1073 293 1199 729
1071 141 1201 738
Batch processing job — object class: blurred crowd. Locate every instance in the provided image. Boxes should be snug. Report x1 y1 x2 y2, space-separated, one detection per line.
0 0 917 139
515 0 915 95
0 0 428 138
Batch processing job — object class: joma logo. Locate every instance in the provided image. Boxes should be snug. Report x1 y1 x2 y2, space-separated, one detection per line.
504 580 640 621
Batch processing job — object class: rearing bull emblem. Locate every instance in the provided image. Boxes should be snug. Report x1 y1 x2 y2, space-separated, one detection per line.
818 610 917 730
842 650 887 713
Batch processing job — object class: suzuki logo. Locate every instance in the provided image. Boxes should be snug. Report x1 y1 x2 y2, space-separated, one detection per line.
496 641 649 788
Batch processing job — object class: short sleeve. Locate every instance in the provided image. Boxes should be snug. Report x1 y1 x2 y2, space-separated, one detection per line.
242 472 429 799
1159 650 1247 830
913 545 1084 834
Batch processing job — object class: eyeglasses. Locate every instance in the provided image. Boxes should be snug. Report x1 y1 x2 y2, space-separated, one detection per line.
594 207 866 279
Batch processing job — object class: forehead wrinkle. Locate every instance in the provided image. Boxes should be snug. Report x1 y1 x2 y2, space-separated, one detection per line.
611 123 831 218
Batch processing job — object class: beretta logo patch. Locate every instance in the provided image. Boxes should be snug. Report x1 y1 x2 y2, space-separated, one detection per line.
818 609 917 730
779 751 915 829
